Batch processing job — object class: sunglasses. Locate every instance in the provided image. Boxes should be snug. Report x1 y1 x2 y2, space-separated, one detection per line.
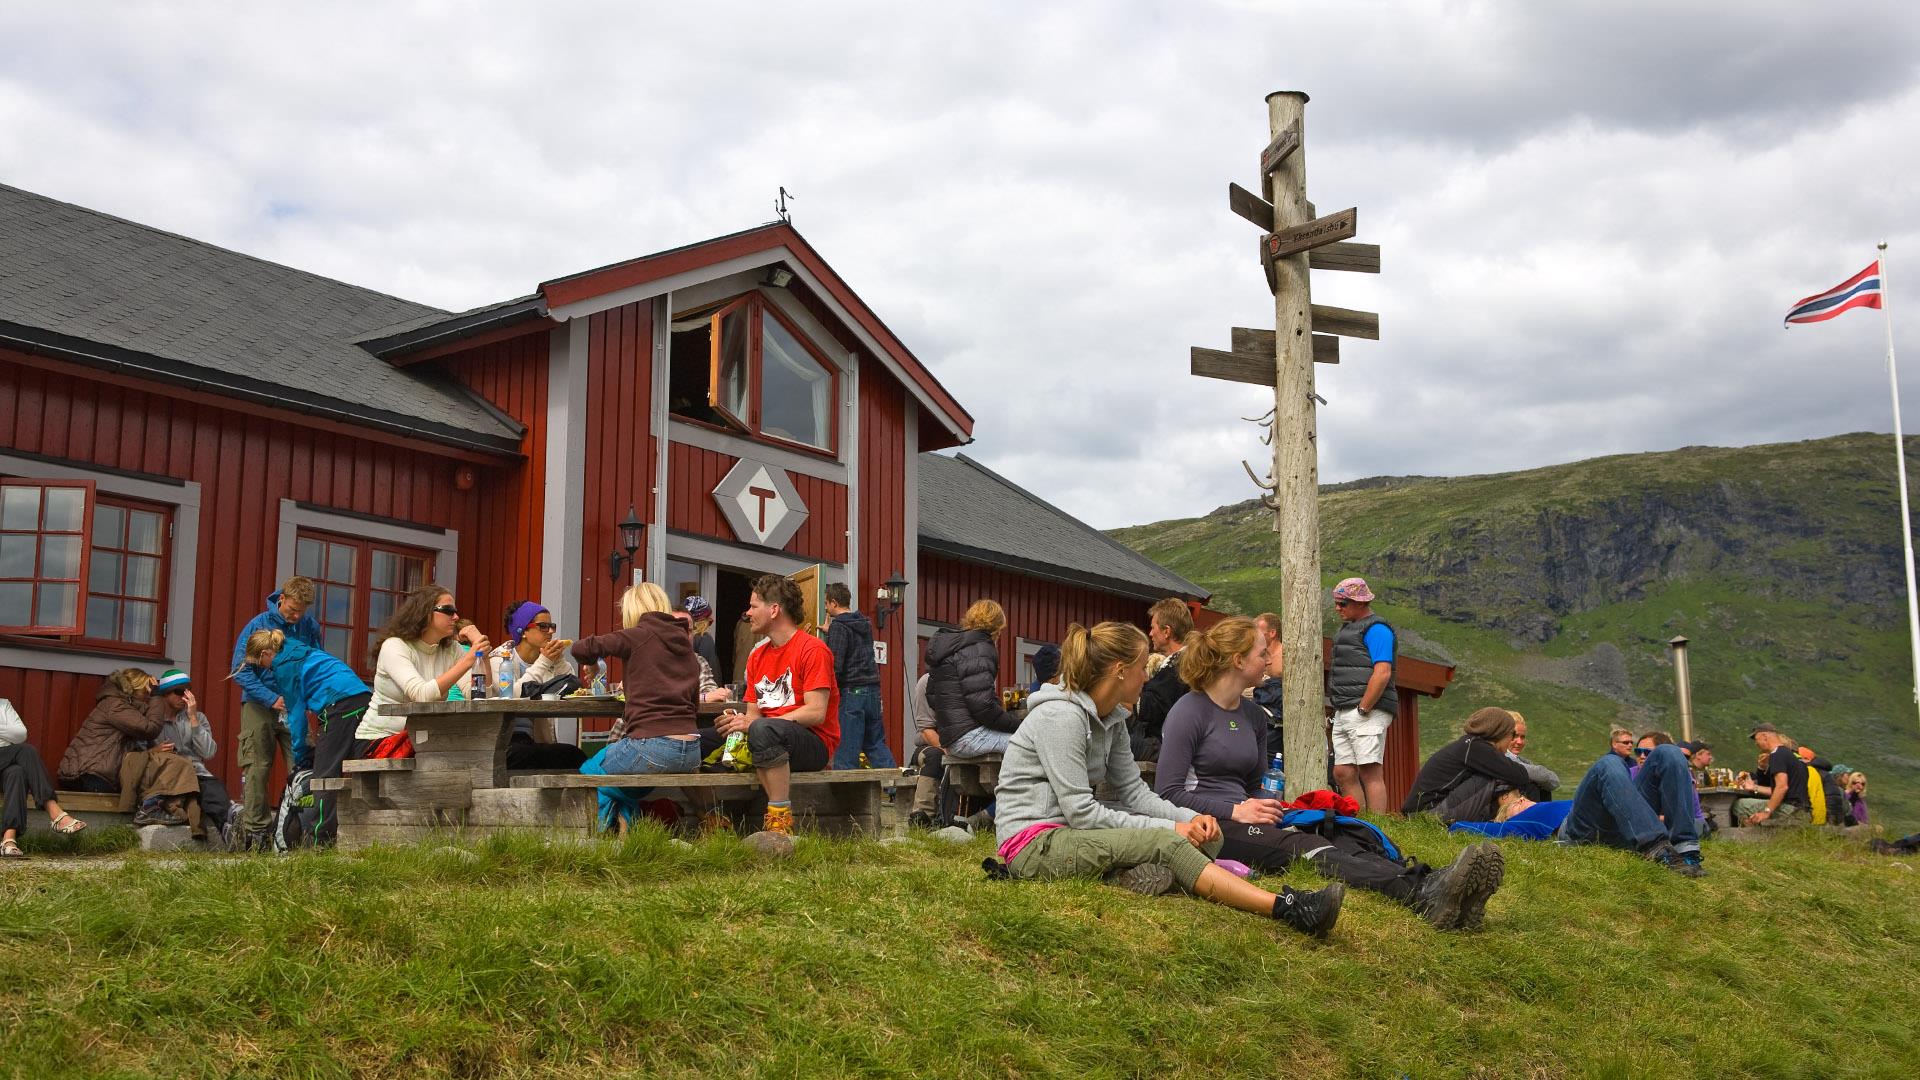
433 604 459 617
1634 746 1652 756
530 621 557 633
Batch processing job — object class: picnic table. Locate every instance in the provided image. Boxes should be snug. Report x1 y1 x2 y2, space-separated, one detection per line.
317 698 903 848
1697 786 1753 828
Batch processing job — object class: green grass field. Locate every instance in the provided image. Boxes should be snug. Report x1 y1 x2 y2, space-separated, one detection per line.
4 824 1918 1079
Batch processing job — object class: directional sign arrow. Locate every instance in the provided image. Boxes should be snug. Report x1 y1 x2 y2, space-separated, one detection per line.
1264 208 1358 261
1259 124 1301 177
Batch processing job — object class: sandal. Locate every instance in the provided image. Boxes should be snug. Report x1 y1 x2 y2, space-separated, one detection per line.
0 838 25 859
50 813 88 835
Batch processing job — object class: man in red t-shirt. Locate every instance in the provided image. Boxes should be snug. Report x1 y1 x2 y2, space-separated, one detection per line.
714 574 841 835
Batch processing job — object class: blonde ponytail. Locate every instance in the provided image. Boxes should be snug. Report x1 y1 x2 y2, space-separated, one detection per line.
1058 621 1149 693
229 628 287 679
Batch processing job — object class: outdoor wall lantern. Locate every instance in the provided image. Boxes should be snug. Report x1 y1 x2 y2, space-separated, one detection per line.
873 569 909 629
607 504 644 581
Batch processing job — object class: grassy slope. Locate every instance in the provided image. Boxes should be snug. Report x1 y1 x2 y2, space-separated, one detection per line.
1109 434 1920 831
3 828 1918 1079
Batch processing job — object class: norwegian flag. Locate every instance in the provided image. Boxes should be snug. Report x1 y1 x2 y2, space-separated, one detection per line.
1785 261 1884 325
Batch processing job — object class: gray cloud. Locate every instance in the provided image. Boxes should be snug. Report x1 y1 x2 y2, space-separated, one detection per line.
2 1 1916 530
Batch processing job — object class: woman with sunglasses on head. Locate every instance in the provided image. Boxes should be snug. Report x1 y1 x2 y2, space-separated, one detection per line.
487 601 588 770
354 585 488 759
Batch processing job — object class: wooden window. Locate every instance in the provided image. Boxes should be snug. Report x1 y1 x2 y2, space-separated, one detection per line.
78 496 172 653
0 479 96 636
668 292 839 454
295 530 433 677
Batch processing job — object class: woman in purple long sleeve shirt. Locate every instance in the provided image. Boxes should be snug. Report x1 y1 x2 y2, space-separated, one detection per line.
1154 617 1506 931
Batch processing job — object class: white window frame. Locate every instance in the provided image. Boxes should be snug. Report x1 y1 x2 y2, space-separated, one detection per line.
275 500 458 592
0 452 200 676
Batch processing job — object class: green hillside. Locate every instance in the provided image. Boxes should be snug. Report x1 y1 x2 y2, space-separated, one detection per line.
1110 433 1920 830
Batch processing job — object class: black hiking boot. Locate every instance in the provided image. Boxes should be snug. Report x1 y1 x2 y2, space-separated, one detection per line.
1272 883 1345 939
1644 841 1704 878
1414 842 1506 931
1107 863 1177 896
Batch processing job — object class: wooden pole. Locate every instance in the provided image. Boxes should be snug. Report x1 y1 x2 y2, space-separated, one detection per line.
1266 90 1325 799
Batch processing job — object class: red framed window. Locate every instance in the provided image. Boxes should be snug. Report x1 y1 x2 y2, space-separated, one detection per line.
294 529 433 678
79 496 172 653
667 291 840 454
0 479 96 637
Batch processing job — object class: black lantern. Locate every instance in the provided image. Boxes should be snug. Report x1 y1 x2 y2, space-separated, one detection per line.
873 569 909 629
607 504 644 581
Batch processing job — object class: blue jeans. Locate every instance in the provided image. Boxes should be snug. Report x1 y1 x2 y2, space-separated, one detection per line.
830 684 897 770
582 735 702 831
949 725 1012 758
1561 745 1700 854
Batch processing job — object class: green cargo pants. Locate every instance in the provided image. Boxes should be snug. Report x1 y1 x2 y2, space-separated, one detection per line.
237 702 294 835
1008 825 1224 892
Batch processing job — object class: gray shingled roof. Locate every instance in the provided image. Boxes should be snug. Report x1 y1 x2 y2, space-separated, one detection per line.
918 453 1208 602
0 183 522 451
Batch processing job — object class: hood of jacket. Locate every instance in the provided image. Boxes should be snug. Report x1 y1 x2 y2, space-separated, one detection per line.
260 590 301 632
1024 682 1129 731
95 682 138 707
925 627 989 667
633 611 694 660
832 609 874 637
271 637 316 676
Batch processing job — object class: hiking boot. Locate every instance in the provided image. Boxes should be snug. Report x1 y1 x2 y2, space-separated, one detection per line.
1644 841 1704 878
1415 842 1505 931
762 804 794 836
1108 863 1176 896
700 810 735 837
1273 883 1345 939
1678 850 1707 878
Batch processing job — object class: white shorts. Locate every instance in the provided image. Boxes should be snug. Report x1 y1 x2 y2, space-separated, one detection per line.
1331 707 1393 766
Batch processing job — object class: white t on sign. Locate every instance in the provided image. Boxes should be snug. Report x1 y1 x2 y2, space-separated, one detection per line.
712 458 810 549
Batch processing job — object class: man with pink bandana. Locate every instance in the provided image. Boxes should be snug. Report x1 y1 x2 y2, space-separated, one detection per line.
1328 577 1395 812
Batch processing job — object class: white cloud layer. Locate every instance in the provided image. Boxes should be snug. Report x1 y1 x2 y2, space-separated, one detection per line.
3 0 1916 527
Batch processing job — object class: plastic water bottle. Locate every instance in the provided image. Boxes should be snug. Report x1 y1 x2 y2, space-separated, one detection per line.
469 665 487 699
1261 752 1286 797
591 659 609 697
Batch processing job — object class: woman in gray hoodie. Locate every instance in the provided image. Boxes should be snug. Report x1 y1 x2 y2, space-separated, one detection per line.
991 621 1345 939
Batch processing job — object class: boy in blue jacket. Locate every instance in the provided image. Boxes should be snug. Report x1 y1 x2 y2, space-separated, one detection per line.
228 578 322 847
242 627 369 847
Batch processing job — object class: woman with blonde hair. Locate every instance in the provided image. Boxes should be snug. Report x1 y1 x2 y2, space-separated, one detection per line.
1155 618 1504 930
354 585 487 759
926 598 1021 758
57 668 204 830
571 582 701 829
1401 707 1539 824
991 621 1345 939
241 628 370 845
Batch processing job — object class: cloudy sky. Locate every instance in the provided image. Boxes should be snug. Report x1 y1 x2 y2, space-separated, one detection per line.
3 1 1917 528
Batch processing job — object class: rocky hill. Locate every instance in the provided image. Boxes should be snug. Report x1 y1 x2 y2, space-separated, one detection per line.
1109 433 1920 827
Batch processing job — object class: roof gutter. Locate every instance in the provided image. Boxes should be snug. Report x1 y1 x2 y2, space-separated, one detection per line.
918 536 1211 604
0 321 525 458
358 295 550 363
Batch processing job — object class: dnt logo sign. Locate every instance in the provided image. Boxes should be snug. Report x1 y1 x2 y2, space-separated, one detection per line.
713 458 810 549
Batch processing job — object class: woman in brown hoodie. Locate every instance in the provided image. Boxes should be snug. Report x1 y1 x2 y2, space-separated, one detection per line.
57 668 203 830
571 583 701 811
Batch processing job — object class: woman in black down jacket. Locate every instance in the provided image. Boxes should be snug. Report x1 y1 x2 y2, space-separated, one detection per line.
926 599 1021 758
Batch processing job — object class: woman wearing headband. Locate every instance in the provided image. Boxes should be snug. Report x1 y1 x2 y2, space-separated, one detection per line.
488 600 588 770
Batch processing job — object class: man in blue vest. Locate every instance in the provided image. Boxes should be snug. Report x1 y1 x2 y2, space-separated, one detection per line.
1328 577 1395 813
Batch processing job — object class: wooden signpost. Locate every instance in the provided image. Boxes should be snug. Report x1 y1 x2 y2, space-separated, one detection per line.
1188 92 1383 800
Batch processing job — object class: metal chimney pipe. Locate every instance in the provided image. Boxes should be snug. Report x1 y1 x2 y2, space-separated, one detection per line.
1669 635 1694 743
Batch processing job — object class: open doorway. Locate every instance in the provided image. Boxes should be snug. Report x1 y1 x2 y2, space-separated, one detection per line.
714 566 756 686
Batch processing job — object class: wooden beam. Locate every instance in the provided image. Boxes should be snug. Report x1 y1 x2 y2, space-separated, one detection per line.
1264 208 1358 261
1227 182 1274 230
1309 304 1379 340
1308 241 1381 274
1191 337 1339 386
1259 124 1300 177
1226 331 1339 365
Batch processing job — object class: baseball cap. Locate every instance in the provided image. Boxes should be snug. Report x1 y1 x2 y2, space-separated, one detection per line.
1748 722 1779 738
1332 577 1375 603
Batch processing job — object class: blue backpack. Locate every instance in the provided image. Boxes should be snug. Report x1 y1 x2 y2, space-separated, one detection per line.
1278 808 1403 862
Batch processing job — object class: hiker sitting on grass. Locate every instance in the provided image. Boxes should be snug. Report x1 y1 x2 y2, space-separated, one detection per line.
57 668 206 835
1153 617 1505 931
1401 708 1539 824
1505 712 1559 798
1735 724 1812 827
2 697 87 858
1559 728 1704 877
990 620 1346 939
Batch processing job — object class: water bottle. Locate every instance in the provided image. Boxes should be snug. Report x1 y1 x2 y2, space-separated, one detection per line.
591 659 609 697
469 665 487 699
1261 752 1286 797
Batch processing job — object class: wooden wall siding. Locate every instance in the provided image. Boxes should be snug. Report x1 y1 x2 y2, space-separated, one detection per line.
856 357 908 757
0 352 482 792
439 331 550 635
918 553 1154 685
576 301 654 641
664 442 850 567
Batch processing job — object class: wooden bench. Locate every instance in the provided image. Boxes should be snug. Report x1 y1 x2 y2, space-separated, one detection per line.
508 769 906 838
26 790 134 833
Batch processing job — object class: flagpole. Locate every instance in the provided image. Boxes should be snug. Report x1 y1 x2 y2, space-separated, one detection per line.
1879 240 1920 725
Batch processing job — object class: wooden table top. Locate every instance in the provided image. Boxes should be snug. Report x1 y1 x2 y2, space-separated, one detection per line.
384 698 734 720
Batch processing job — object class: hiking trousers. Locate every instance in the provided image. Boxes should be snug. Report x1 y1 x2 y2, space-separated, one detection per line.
1217 821 1428 904
311 693 371 846
1008 826 1223 892
237 702 294 834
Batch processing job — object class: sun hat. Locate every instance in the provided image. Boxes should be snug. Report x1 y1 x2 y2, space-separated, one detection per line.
1331 577 1375 603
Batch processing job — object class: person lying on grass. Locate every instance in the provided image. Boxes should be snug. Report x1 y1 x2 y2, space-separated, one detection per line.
1449 787 1572 841
990 620 1345 939
1153 616 1505 931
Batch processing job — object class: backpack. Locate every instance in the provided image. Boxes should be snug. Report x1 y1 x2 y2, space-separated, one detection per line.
1809 767 1850 826
1278 808 1404 863
273 768 320 854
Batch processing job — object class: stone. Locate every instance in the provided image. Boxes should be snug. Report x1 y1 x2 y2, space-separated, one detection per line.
433 845 481 863
742 830 796 858
932 826 974 845
134 825 196 853
669 838 694 850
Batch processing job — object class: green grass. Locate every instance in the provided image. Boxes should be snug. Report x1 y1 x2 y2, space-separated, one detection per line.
3 825 1919 1078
